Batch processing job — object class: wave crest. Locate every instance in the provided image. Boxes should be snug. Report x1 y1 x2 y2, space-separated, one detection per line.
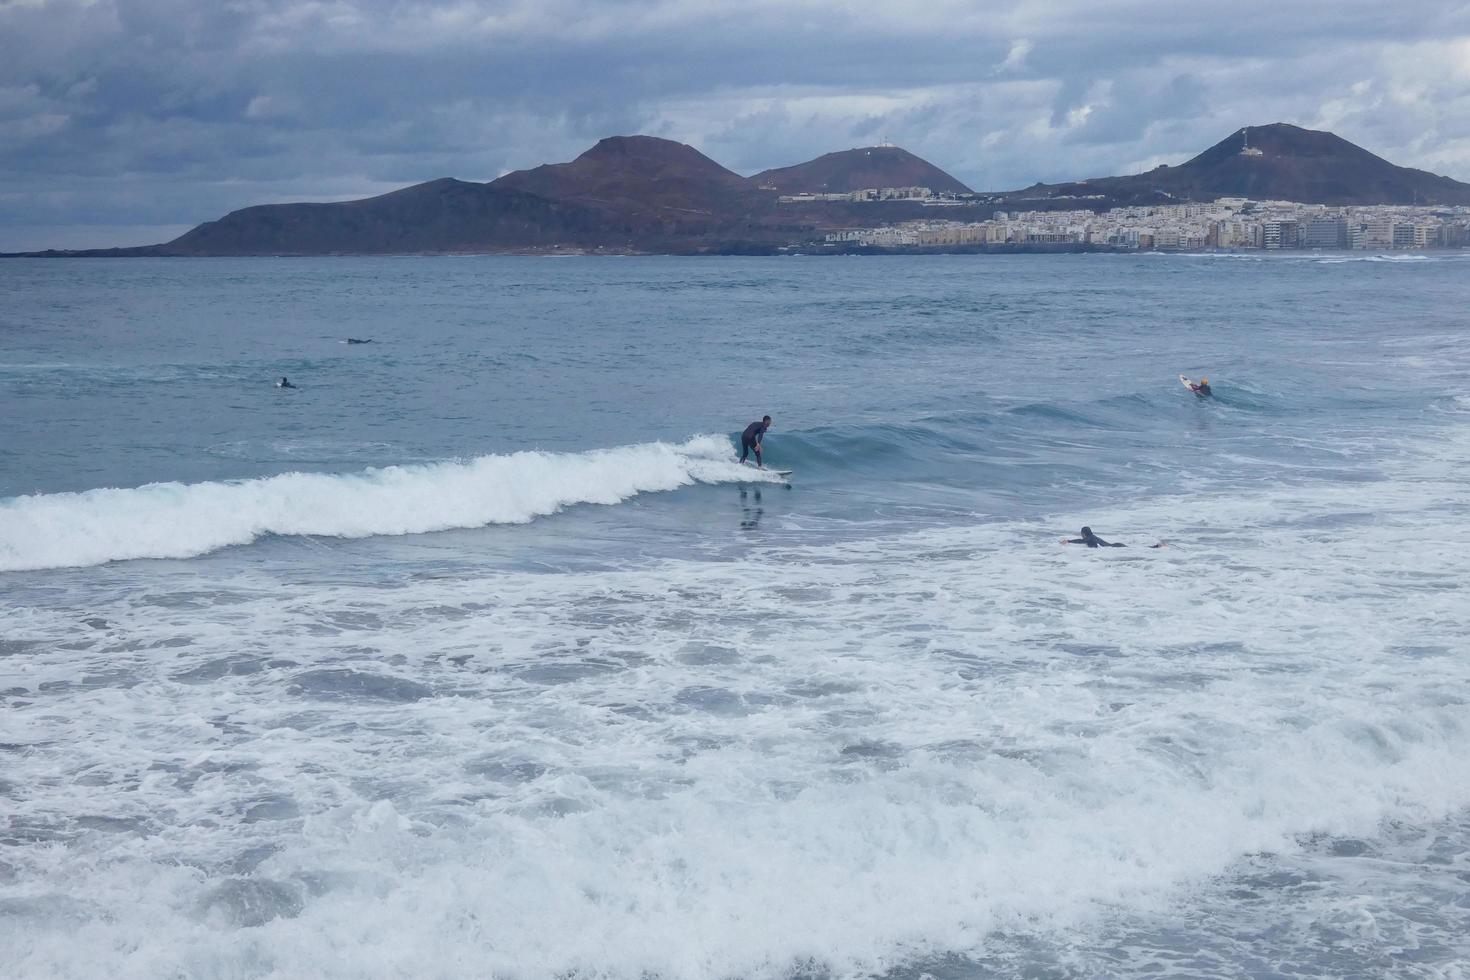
0 435 774 571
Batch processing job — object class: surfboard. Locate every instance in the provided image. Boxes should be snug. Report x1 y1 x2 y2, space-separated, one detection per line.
739 462 791 477
1178 374 1195 390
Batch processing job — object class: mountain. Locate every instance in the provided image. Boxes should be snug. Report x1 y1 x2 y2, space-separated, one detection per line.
491 135 762 235
1005 123 1470 207
12 125 1468 257
131 134 940 256
753 146 973 194
143 136 784 256
157 178 611 256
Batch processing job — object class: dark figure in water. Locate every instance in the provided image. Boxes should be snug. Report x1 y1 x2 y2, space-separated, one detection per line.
276 376 296 389
739 416 772 468
1187 377 1212 397
346 337 373 344
1062 526 1165 549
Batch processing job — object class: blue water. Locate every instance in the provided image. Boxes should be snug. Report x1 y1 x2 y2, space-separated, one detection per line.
2 253 1469 978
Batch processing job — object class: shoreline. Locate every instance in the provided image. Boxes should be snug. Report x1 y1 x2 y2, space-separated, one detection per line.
5 243 1469 259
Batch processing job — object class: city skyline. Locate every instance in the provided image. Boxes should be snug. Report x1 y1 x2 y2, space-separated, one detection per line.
824 200 1470 252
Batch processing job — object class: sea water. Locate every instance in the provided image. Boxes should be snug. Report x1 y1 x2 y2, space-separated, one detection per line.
2 253 1468 979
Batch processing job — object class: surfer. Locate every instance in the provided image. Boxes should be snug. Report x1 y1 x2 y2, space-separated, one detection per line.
1184 376 1212 397
1061 526 1165 549
739 416 772 468
276 376 296 389
345 337 373 344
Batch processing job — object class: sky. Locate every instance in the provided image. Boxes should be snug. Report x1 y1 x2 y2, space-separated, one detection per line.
3 0 1470 250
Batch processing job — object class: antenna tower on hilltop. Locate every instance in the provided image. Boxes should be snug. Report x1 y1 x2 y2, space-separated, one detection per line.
1239 127 1263 157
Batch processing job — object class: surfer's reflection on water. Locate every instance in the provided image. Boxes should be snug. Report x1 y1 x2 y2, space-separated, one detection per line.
739 486 763 530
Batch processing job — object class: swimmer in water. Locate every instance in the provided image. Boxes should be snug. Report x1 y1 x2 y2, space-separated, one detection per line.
1061 526 1165 548
1186 377 1212 397
276 376 296 389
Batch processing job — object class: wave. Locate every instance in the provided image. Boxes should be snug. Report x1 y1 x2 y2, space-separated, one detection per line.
767 386 1285 478
0 435 779 571
1156 251 1464 264
8 466 1470 978
1314 253 1436 264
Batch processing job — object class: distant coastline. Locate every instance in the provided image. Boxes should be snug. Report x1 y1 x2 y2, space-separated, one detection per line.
7 123 1470 259
14 243 1470 260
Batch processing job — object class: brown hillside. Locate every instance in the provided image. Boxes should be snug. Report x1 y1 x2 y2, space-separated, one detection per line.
754 146 972 194
1006 124 1470 206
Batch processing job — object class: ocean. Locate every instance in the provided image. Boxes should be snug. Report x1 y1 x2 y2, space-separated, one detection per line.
2 253 1468 979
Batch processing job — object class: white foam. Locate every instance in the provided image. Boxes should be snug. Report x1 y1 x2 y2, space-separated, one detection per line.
1154 251 1462 264
1314 253 1435 264
4 436 1470 977
0 435 779 571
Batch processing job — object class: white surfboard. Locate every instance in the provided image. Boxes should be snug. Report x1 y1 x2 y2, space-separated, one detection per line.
1178 373 1195 390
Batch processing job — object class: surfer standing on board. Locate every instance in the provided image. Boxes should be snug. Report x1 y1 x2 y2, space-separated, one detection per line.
739 416 771 468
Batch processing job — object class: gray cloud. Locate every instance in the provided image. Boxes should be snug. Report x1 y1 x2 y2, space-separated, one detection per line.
3 0 1470 248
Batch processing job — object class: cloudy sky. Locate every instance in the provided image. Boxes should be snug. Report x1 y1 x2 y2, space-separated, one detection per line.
3 0 1470 249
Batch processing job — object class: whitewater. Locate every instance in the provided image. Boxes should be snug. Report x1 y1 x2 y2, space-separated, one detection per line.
3 253 1469 979
0 436 783 571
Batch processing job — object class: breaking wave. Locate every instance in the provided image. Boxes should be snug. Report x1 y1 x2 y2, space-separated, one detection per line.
1161 251 1463 264
0 435 778 571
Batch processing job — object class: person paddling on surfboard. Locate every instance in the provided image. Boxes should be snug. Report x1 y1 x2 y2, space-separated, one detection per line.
1061 526 1165 549
739 416 772 468
1180 375 1211 397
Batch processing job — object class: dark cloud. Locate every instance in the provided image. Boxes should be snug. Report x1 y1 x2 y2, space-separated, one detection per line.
3 0 1470 248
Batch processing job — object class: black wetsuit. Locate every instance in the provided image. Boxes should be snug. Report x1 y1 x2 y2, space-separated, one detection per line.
1067 529 1125 548
739 421 768 464
1190 383 1211 397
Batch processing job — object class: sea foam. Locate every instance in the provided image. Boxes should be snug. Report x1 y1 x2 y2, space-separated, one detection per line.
5 468 1470 979
0 435 777 571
